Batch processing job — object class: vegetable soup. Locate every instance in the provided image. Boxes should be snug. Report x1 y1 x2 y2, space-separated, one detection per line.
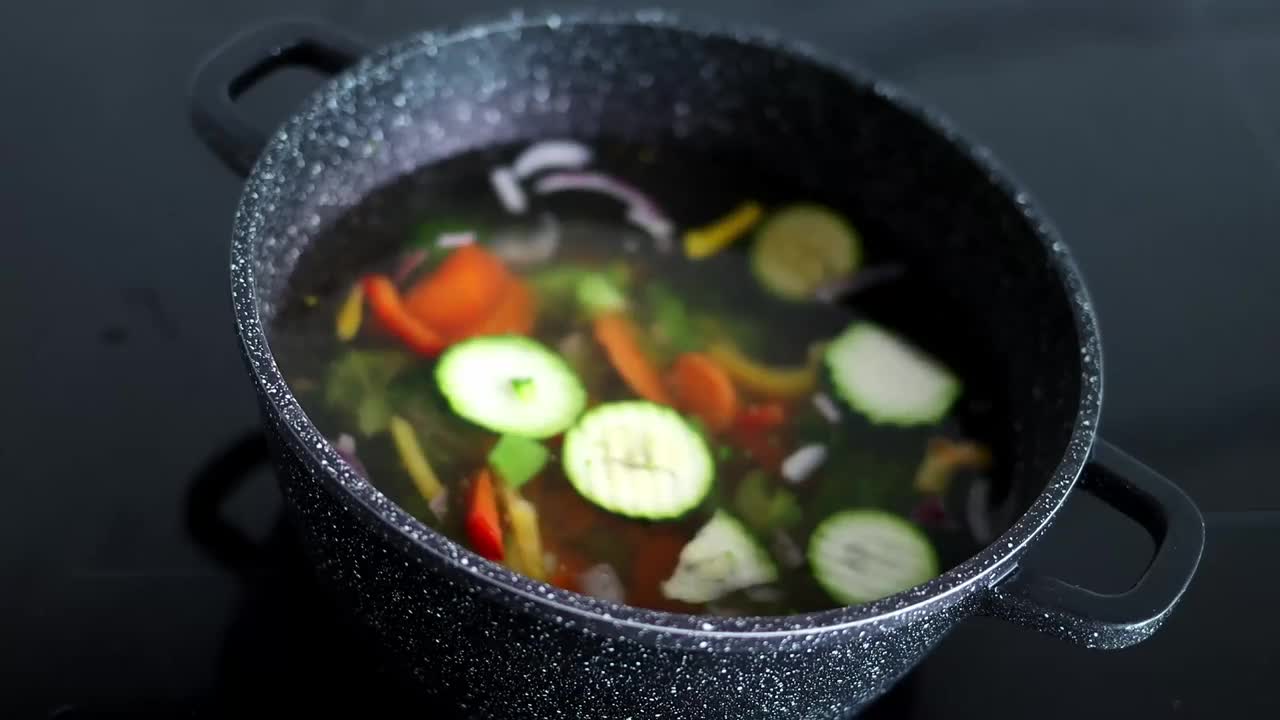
270 139 1007 615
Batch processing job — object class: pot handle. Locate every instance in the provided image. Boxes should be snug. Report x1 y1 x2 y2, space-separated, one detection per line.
984 439 1204 649
190 20 367 177
185 431 275 579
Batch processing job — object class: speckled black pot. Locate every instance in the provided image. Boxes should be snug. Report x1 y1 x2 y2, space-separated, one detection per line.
191 13 1205 719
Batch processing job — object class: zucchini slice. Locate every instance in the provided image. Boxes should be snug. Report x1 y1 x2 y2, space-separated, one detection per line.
562 401 713 519
751 204 862 301
825 322 960 426
661 511 779 604
808 509 939 605
435 335 586 439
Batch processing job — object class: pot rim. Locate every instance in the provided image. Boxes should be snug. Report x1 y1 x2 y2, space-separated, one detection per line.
229 10 1104 640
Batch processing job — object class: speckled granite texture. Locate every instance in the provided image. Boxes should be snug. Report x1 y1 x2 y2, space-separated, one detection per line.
228 12 1113 718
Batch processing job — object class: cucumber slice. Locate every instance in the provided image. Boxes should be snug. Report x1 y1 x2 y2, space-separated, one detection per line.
562 401 714 520
751 204 862 301
661 510 779 604
808 509 938 605
825 322 960 426
435 336 586 439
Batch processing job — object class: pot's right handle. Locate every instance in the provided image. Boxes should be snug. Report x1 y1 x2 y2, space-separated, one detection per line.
190 19 367 177
984 440 1204 649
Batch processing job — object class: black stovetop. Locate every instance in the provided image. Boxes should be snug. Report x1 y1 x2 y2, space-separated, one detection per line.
2 1 1277 717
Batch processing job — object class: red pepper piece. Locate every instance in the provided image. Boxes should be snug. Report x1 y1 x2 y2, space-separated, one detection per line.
735 402 787 432
362 274 448 357
465 469 504 561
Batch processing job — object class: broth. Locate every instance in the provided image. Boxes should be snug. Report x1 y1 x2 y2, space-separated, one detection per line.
270 139 1005 616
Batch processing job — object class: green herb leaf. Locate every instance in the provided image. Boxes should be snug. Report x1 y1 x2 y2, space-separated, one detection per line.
576 272 628 315
324 350 412 436
645 280 706 358
733 470 802 534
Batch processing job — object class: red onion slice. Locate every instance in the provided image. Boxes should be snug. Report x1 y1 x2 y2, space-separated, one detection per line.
911 494 949 527
781 444 828 485
428 487 449 523
625 204 674 253
512 140 593 179
967 477 1019 545
578 563 626 604
811 392 842 424
392 249 428 284
966 479 994 544
490 214 560 266
533 171 674 252
770 530 805 569
436 231 475 249
333 433 369 478
490 166 528 214
814 264 907 303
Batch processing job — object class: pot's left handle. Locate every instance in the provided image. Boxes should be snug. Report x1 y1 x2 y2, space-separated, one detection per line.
190 19 368 177
984 440 1205 649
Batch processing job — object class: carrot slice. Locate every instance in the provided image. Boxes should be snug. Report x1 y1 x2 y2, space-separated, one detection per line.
471 277 536 337
628 528 698 612
362 275 448 357
668 353 739 432
466 468 504 561
404 244 511 339
592 312 672 405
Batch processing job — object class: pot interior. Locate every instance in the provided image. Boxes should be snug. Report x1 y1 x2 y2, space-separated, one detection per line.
241 19 1093 612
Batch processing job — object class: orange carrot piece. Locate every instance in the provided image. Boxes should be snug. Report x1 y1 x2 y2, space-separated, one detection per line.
471 277 536 337
592 312 672 405
404 244 511 339
628 529 697 612
667 352 739 432
362 275 448 357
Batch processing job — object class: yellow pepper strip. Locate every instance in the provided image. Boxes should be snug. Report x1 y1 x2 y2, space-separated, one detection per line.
706 340 823 399
683 201 764 260
913 437 993 494
501 486 547 581
388 415 444 501
335 283 364 341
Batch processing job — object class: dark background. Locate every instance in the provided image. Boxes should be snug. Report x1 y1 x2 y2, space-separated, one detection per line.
1 0 1277 717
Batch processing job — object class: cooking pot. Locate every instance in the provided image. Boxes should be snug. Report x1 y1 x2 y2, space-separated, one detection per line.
190 14 1204 719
